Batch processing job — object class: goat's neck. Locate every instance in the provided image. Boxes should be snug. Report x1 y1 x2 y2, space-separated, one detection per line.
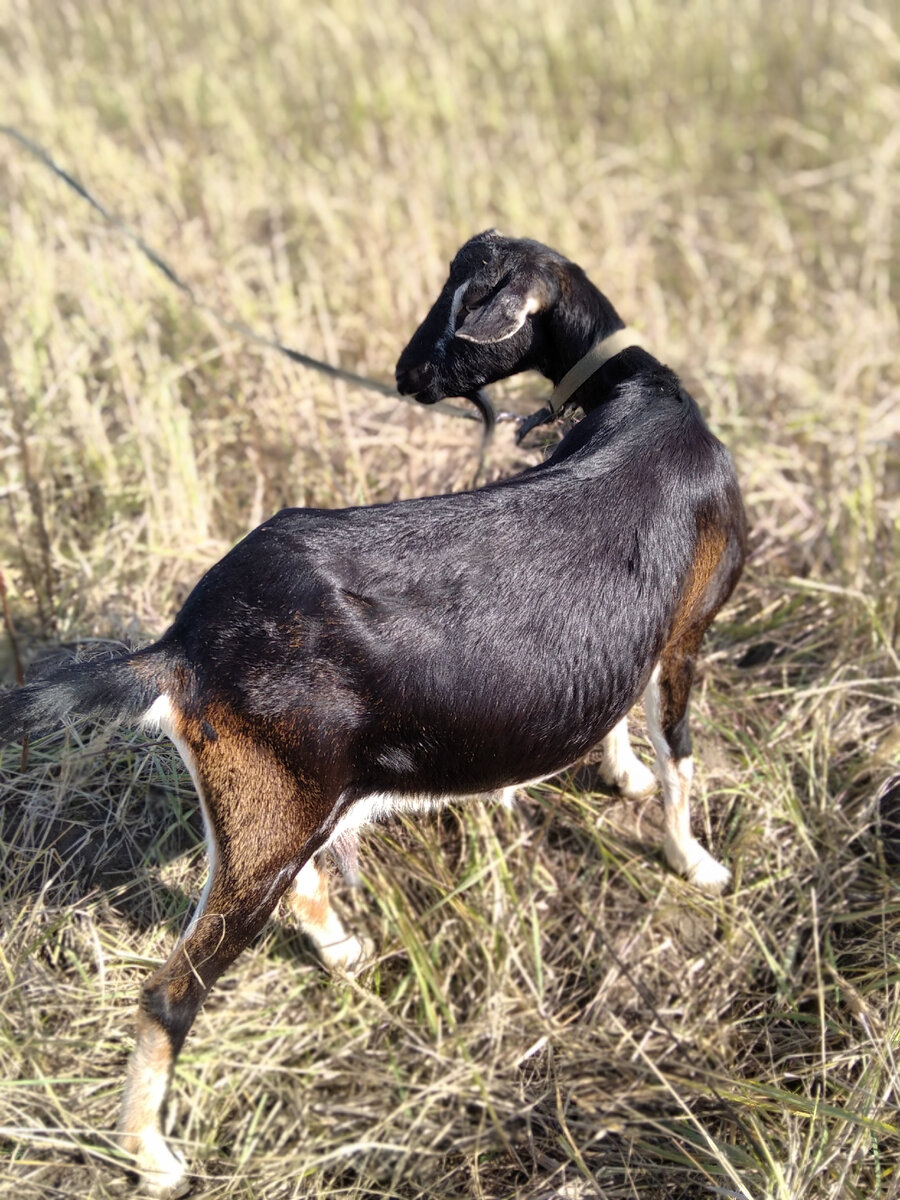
540 271 642 410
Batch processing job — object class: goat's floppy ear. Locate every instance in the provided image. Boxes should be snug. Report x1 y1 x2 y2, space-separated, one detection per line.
455 270 556 344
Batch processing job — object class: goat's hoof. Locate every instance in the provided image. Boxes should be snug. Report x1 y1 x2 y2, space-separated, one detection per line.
689 857 731 895
142 1176 190 1200
319 932 374 975
133 1138 189 1198
665 838 731 895
120 1128 188 1198
614 761 658 800
696 859 734 897
598 757 657 799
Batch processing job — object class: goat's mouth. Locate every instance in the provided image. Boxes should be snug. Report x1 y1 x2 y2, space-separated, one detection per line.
395 362 434 399
399 384 442 407
395 366 495 431
396 362 476 409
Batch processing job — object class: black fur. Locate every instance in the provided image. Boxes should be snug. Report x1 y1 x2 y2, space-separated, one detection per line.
1 232 744 823
396 230 624 402
0 648 168 743
160 369 737 814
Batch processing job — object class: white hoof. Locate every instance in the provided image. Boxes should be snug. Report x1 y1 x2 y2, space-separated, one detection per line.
133 1133 189 1198
600 757 657 799
142 1173 191 1200
318 932 374 975
665 837 731 895
688 853 732 895
616 760 658 800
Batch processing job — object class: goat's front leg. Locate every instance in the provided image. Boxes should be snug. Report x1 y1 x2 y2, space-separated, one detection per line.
597 714 657 799
644 656 731 893
285 855 372 973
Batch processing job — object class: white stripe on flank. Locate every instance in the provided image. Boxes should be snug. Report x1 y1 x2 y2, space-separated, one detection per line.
325 770 561 847
142 694 218 938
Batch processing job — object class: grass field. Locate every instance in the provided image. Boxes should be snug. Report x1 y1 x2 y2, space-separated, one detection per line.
1 0 899 1196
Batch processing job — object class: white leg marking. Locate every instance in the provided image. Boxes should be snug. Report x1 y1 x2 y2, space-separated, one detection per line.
118 1013 189 1198
288 858 372 973
598 715 657 798
644 666 730 893
123 694 219 1195
143 695 218 938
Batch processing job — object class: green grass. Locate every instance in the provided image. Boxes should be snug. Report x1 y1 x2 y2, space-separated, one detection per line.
1 0 899 1196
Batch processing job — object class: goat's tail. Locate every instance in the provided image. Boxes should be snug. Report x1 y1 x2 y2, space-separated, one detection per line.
0 643 175 745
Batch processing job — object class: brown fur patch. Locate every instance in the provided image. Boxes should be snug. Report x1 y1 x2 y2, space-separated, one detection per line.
668 522 728 648
657 522 733 745
285 863 331 929
133 696 334 1057
118 1010 175 1148
172 699 328 892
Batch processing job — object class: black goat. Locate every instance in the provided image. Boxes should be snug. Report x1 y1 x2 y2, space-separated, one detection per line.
0 230 745 1196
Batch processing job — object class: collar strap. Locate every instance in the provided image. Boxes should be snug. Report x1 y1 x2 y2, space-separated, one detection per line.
547 327 643 415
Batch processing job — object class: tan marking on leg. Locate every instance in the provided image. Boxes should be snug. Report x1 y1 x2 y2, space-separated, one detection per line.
118 1011 188 1199
286 858 371 973
286 857 330 928
132 693 326 1193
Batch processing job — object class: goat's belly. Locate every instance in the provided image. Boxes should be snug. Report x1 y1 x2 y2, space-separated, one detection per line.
348 700 619 800
327 766 559 848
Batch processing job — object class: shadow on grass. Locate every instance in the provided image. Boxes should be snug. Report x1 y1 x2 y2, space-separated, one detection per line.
0 722 330 975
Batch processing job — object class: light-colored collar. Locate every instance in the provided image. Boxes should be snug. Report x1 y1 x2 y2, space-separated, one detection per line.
548 327 644 415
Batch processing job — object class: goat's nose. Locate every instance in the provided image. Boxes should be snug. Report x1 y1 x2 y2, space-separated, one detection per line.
396 362 432 395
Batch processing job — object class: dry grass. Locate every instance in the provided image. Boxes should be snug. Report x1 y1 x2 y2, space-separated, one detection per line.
1 0 899 1196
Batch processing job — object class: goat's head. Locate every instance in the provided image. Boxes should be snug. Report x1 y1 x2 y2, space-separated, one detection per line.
395 231 567 405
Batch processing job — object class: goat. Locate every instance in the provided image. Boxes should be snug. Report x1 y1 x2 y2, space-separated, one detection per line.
0 229 746 1197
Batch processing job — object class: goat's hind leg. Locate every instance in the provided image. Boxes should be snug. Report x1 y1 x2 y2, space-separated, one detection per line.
119 855 304 1197
286 854 372 973
118 715 315 1198
644 650 731 894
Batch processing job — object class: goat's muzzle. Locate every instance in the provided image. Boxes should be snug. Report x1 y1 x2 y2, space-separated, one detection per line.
395 361 433 399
